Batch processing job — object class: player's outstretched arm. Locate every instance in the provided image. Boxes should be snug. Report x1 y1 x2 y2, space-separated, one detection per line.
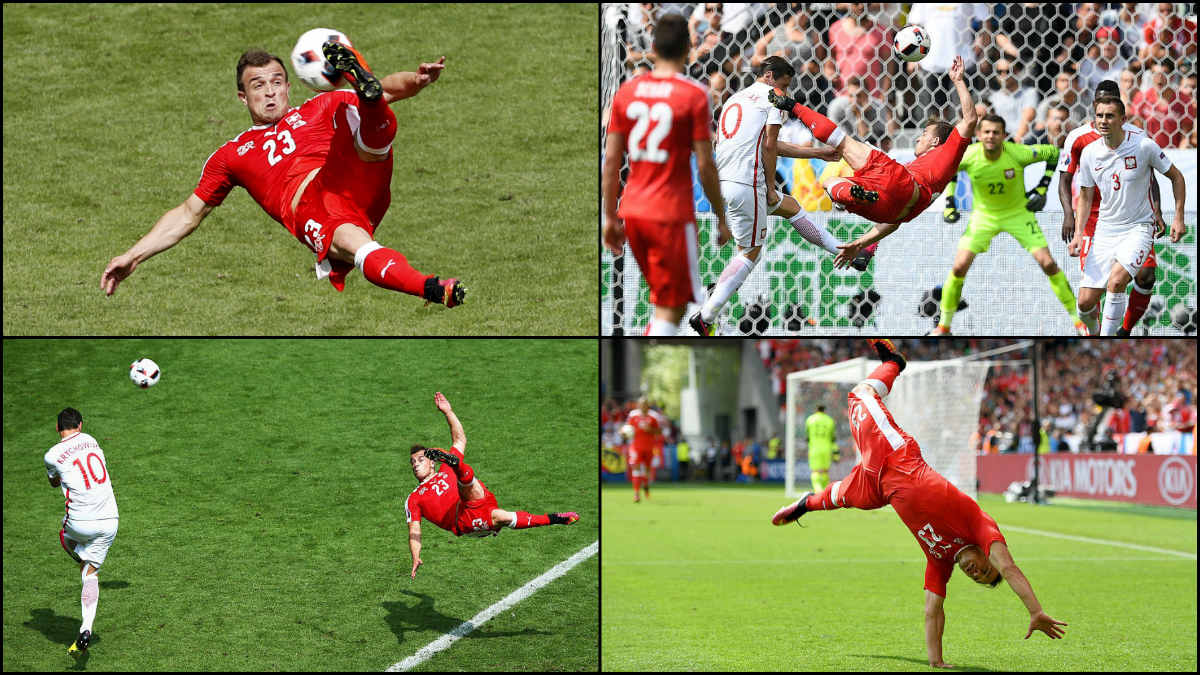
435 392 466 452
101 194 213 296
777 141 841 162
923 590 953 668
408 520 423 579
988 542 1068 640
381 57 445 103
833 222 899 268
947 56 978 141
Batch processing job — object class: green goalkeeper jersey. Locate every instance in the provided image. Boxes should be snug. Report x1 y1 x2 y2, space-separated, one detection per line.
956 142 1058 214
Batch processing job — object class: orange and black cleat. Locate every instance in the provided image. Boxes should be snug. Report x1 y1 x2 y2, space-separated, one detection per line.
423 277 466 308
867 339 906 372
323 39 383 102
550 512 580 525
771 492 813 526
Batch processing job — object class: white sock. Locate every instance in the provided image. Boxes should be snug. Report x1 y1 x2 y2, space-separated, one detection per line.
81 570 99 633
789 213 841 255
646 318 677 336
701 254 756 322
1101 292 1128 336
1078 303 1099 335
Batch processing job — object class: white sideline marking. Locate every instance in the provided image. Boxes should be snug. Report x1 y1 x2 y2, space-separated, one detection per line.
1002 525 1196 559
387 540 598 672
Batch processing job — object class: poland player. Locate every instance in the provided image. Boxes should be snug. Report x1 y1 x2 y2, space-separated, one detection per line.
689 56 845 336
406 393 579 580
771 341 1067 668
1070 97 1188 335
45 408 119 657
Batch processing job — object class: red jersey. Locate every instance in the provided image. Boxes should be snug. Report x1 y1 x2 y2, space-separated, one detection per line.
193 90 363 227
904 128 971 221
608 72 713 224
404 447 465 533
626 409 663 454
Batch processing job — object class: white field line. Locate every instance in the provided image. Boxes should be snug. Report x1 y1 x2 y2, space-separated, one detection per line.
387 540 598 672
1001 525 1196 559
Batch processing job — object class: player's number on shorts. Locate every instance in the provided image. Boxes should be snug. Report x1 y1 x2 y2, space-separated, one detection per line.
71 453 109 490
626 101 674 164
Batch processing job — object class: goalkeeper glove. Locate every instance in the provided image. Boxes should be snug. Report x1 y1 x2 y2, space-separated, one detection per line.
1025 172 1053 211
943 206 960 223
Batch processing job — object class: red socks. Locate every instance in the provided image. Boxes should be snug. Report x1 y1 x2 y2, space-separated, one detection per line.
359 245 430 297
511 511 551 529
789 103 840 144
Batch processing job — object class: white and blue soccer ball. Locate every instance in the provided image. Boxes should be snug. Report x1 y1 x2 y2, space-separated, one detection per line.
130 358 161 388
894 25 931 62
290 28 353 92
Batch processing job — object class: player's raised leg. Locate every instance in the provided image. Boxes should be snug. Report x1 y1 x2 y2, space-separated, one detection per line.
328 223 465 307
492 508 580 529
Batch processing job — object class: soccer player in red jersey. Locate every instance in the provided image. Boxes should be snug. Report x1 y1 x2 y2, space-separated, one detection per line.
625 398 663 502
603 12 729 336
102 36 464 307
767 56 979 269
406 393 579 580
772 340 1067 668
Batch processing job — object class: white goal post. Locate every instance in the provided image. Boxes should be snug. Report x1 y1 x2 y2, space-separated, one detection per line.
785 356 996 501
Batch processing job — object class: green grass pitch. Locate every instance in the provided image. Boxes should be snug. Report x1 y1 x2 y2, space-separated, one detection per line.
3 339 598 670
2 4 596 335
602 483 1196 671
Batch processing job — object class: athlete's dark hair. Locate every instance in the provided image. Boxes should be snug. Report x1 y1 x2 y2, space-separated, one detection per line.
653 13 690 62
760 55 795 81
1095 79 1121 97
924 119 955 147
237 49 289 92
1094 95 1126 117
979 114 1006 132
817 404 826 412
57 408 83 432
411 444 428 455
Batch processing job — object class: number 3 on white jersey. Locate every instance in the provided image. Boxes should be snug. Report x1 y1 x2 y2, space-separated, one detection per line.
626 101 674 163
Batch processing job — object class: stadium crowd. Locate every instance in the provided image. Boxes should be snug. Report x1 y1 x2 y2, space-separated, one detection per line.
606 2 1197 151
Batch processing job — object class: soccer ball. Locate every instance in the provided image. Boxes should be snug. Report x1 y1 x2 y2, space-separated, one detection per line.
620 424 635 440
290 28 353 91
894 25 931 62
130 358 161 388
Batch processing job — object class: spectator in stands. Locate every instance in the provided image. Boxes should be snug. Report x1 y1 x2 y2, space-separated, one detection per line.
1138 2 1198 64
622 3 658 68
1036 69 1091 131
1026 103 1071 146
907 3 990 125
991 4 1075 96
751 3 825 77
1132 59 1189 148
1079 27 1129 92
826 75 895 151
689 3 736 110
827 2 891 100
1178 73 1197 149
983 58 1040 142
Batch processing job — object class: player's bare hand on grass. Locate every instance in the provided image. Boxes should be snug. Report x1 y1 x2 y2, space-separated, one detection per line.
418 56 445 86
410 556 423 579
434 392 452 414
834 241 863 268
1024 610 1067 639
101 254 138 296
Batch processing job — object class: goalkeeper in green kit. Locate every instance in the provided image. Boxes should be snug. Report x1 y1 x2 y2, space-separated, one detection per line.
805 405 838 492
930 114 1087 336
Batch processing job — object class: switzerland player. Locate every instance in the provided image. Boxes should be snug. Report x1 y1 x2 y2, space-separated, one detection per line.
102 37 465 308
603 12 728 336
1057 81 1181 336
767 56 978 268
625 398 664 502
45 408 120 657
1069 97 1187 336
772 340 1067 668
406 393 579 580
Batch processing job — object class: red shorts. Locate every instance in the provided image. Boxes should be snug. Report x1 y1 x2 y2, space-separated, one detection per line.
623 217 702 309
843 150 920 224
452 483 500 537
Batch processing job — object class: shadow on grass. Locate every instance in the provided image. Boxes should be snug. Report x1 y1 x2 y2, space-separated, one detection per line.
383 590 550 644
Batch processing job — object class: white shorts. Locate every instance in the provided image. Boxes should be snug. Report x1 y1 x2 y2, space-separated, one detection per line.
1080 222 1154 289
62 518 119 569
721 180 779 248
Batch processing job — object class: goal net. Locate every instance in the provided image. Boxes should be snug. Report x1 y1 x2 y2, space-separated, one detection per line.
785 357 993 500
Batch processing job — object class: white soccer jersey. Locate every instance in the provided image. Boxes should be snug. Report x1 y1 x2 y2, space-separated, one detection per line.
45 432 119 521
1077 129 1172 232
714 81 786 187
